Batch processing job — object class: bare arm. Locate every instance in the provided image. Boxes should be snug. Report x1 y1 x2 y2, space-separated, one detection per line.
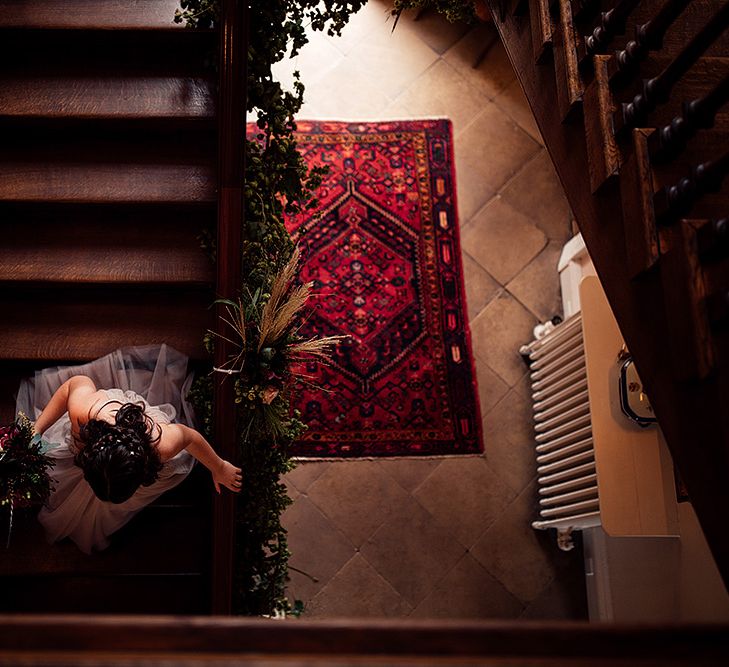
161 423 242 494
33 376 98 435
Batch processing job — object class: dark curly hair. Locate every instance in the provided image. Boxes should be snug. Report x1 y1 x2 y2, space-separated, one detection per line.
74 402 163 504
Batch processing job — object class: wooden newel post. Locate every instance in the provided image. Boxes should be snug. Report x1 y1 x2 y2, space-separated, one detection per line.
212 0 247 615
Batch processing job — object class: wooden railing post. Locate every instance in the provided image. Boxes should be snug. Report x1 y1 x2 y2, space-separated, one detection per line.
212 0 247 615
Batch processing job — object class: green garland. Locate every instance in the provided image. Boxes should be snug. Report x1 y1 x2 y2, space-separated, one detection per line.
178 1 366 616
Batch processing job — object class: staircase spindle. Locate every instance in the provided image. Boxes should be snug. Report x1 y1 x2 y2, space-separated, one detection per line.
697 218 729 263
614 1 729 137
653 150 729 227
649 73 729 164
609 0 693 89
577 0 641 70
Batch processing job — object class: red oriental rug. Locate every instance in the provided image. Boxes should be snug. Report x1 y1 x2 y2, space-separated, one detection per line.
286 119 482 457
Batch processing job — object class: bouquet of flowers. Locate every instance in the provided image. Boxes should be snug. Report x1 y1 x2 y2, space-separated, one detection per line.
0 413 55 545
211 247 345 439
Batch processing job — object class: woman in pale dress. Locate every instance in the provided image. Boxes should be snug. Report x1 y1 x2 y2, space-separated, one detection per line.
17 344 241 553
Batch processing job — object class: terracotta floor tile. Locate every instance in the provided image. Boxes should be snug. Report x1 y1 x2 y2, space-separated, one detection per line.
463 251 501 321
443 23 515 100
392 59 490 132
471 483 569 604
412 457 517 549
377 458 442 493
454 106 540 221
285 461 330 493
282 496 355 603
461 195 547 284
306 460 412 547
482 388 537 496
507 240 565 322
470 291 538 387
361 497 465 606
307 554 413 618
500 151 573 243
411 553 523 618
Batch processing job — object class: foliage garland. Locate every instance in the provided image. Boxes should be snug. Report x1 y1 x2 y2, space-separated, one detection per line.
177 1 366 616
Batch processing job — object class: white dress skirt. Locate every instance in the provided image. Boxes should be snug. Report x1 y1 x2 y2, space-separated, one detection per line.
15 344 196 554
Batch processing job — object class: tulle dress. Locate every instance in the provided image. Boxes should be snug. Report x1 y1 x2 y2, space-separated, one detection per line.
15 344 197 554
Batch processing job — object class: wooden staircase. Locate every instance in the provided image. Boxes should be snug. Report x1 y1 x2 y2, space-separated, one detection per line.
0 0 218 613
486 0 729 585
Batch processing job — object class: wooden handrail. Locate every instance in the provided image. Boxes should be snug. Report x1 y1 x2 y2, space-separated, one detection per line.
212 0 247 615
1 615 728 664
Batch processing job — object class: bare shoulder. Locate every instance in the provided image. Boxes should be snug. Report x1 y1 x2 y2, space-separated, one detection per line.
157 423 189 462
66 376 102 423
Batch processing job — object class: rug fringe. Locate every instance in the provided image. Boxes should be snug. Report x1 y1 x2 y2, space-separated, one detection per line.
291 453 484 462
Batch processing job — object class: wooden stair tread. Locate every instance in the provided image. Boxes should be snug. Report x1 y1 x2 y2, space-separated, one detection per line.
0 76 214 120
0 245 213 285
0 162 215 204
0 288 211 361
0 505 208 577
0 0 189 30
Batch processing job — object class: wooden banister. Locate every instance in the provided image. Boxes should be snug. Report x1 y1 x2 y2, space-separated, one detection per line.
485 0 729 588
211 0 247 615
610 0 693 87
578 0 641 67
614 1 729 135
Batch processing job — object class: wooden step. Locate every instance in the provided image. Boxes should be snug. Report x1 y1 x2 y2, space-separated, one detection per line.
0 504 208 578
0 0 188 30
0 208 214 285
0 162 215 204
0 573 208 614
0 287 212 361
0 76 214 121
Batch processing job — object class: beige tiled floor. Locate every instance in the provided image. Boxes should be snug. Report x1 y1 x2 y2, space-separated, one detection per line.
279 1 586 619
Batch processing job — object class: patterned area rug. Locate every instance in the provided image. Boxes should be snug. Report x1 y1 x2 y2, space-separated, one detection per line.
286 119 482 457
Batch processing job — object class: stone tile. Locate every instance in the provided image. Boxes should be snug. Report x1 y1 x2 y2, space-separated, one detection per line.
377 458 442 493
507 241 564 322
343 17 440 101
282 496 355 603
361 497 465 606
443 23 515 100
474 361 510 424
500 151 573 243
272 31 345 94
392 6 472 55
482 388 537 496
520 566 589 620
281 474 301 504
454 106 540 221
305 57 393 120
325 0 393 56
413 457 517 549
471 483 561 604
306 461 412 547
470 292 538 387
461 195 547 284
392 59 490 133
412 553 523 618
285 461 330 493
463 251 501 321
306 554 413 618
494 78 543 144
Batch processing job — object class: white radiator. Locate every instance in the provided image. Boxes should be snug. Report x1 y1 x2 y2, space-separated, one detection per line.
525 313 601 538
